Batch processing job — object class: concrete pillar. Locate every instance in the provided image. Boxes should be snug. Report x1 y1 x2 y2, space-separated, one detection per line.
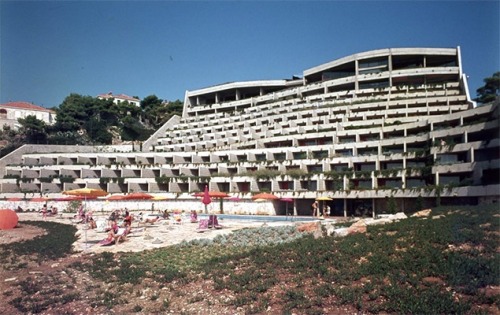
344 199 348 217
236 89 241 101
355 59 359 92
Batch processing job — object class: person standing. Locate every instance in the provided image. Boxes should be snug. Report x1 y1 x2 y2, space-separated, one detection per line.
311 201 319 217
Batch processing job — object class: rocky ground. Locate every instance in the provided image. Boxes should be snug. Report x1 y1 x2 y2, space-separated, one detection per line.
0 213 321 315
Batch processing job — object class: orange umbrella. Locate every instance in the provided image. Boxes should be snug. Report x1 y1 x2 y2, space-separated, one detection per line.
63 187 108 198
0 209 18 230
252 193 279 200
121 192 153 200
193 191 229 198
106 195 126 201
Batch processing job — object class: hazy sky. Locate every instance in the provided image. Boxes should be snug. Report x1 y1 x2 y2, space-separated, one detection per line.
1 1 499 107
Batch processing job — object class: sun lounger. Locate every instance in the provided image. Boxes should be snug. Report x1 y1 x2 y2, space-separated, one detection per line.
197 219 209 232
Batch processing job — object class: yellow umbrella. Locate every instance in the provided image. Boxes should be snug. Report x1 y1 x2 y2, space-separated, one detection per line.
315 196 333 201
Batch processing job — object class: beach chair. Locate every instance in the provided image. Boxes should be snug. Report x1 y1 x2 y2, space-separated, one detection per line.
95 219 107 232
196 219 209 233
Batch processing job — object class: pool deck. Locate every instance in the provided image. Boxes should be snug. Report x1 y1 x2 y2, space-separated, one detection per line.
16 212 330 255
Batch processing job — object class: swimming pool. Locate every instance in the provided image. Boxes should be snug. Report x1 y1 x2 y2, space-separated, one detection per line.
198 214 317 222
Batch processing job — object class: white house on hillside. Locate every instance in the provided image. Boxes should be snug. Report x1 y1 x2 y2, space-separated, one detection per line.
0 101 55 130
97 92 140 107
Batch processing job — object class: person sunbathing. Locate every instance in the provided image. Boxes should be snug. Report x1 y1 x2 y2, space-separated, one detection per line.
106 220 130 244
143 216 160 224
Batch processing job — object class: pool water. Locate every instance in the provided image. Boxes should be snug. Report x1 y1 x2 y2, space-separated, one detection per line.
198 214 317 222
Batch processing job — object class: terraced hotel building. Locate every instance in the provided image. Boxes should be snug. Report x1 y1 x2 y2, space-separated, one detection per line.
1 47 498 216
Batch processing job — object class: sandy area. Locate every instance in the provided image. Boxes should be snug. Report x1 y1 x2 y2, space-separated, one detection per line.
14 212 298 254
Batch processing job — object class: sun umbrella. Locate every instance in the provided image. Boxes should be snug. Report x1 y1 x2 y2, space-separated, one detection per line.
193 191 230 198
252 193 279 200
315 197 333 201
63 188 107 249
63 187 108 198
228 196 241 201
201 185 212 214
106 195 126 201
7 197 23 201
254 198 267 202
30 197 49 202
121 192 154 200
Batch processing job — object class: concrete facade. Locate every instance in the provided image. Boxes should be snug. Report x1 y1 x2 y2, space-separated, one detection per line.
1 47 499 216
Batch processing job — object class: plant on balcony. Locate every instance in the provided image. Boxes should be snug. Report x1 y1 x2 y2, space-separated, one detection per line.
39 177 53 183
59 175 75 183
356 170 372 179
284 168 307 180
246 169 281 181
99 177 111 185
20 176 33 183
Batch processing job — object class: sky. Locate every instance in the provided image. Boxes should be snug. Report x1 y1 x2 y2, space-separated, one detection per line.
1 1 499 108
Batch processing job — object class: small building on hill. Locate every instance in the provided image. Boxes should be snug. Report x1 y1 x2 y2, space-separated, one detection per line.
97 92 140 107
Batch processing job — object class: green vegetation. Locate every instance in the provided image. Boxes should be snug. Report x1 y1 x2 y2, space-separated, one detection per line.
475 72 499 105
0 94 183 156
0 221 78 269
1 205 498 314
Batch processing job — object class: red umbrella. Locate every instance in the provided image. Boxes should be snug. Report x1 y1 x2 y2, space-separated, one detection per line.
201 185 211 214
252 193 279 200
106 195 127 201
30 197 49 202
121 192 153 200
7 197 23 201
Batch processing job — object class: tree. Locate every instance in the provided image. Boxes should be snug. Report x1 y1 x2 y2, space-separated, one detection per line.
120 116 153 141
18 115 48 144
475 72 500 104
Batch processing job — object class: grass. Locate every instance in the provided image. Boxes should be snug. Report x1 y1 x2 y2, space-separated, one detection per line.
0 220 78 270
2 204 499 314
